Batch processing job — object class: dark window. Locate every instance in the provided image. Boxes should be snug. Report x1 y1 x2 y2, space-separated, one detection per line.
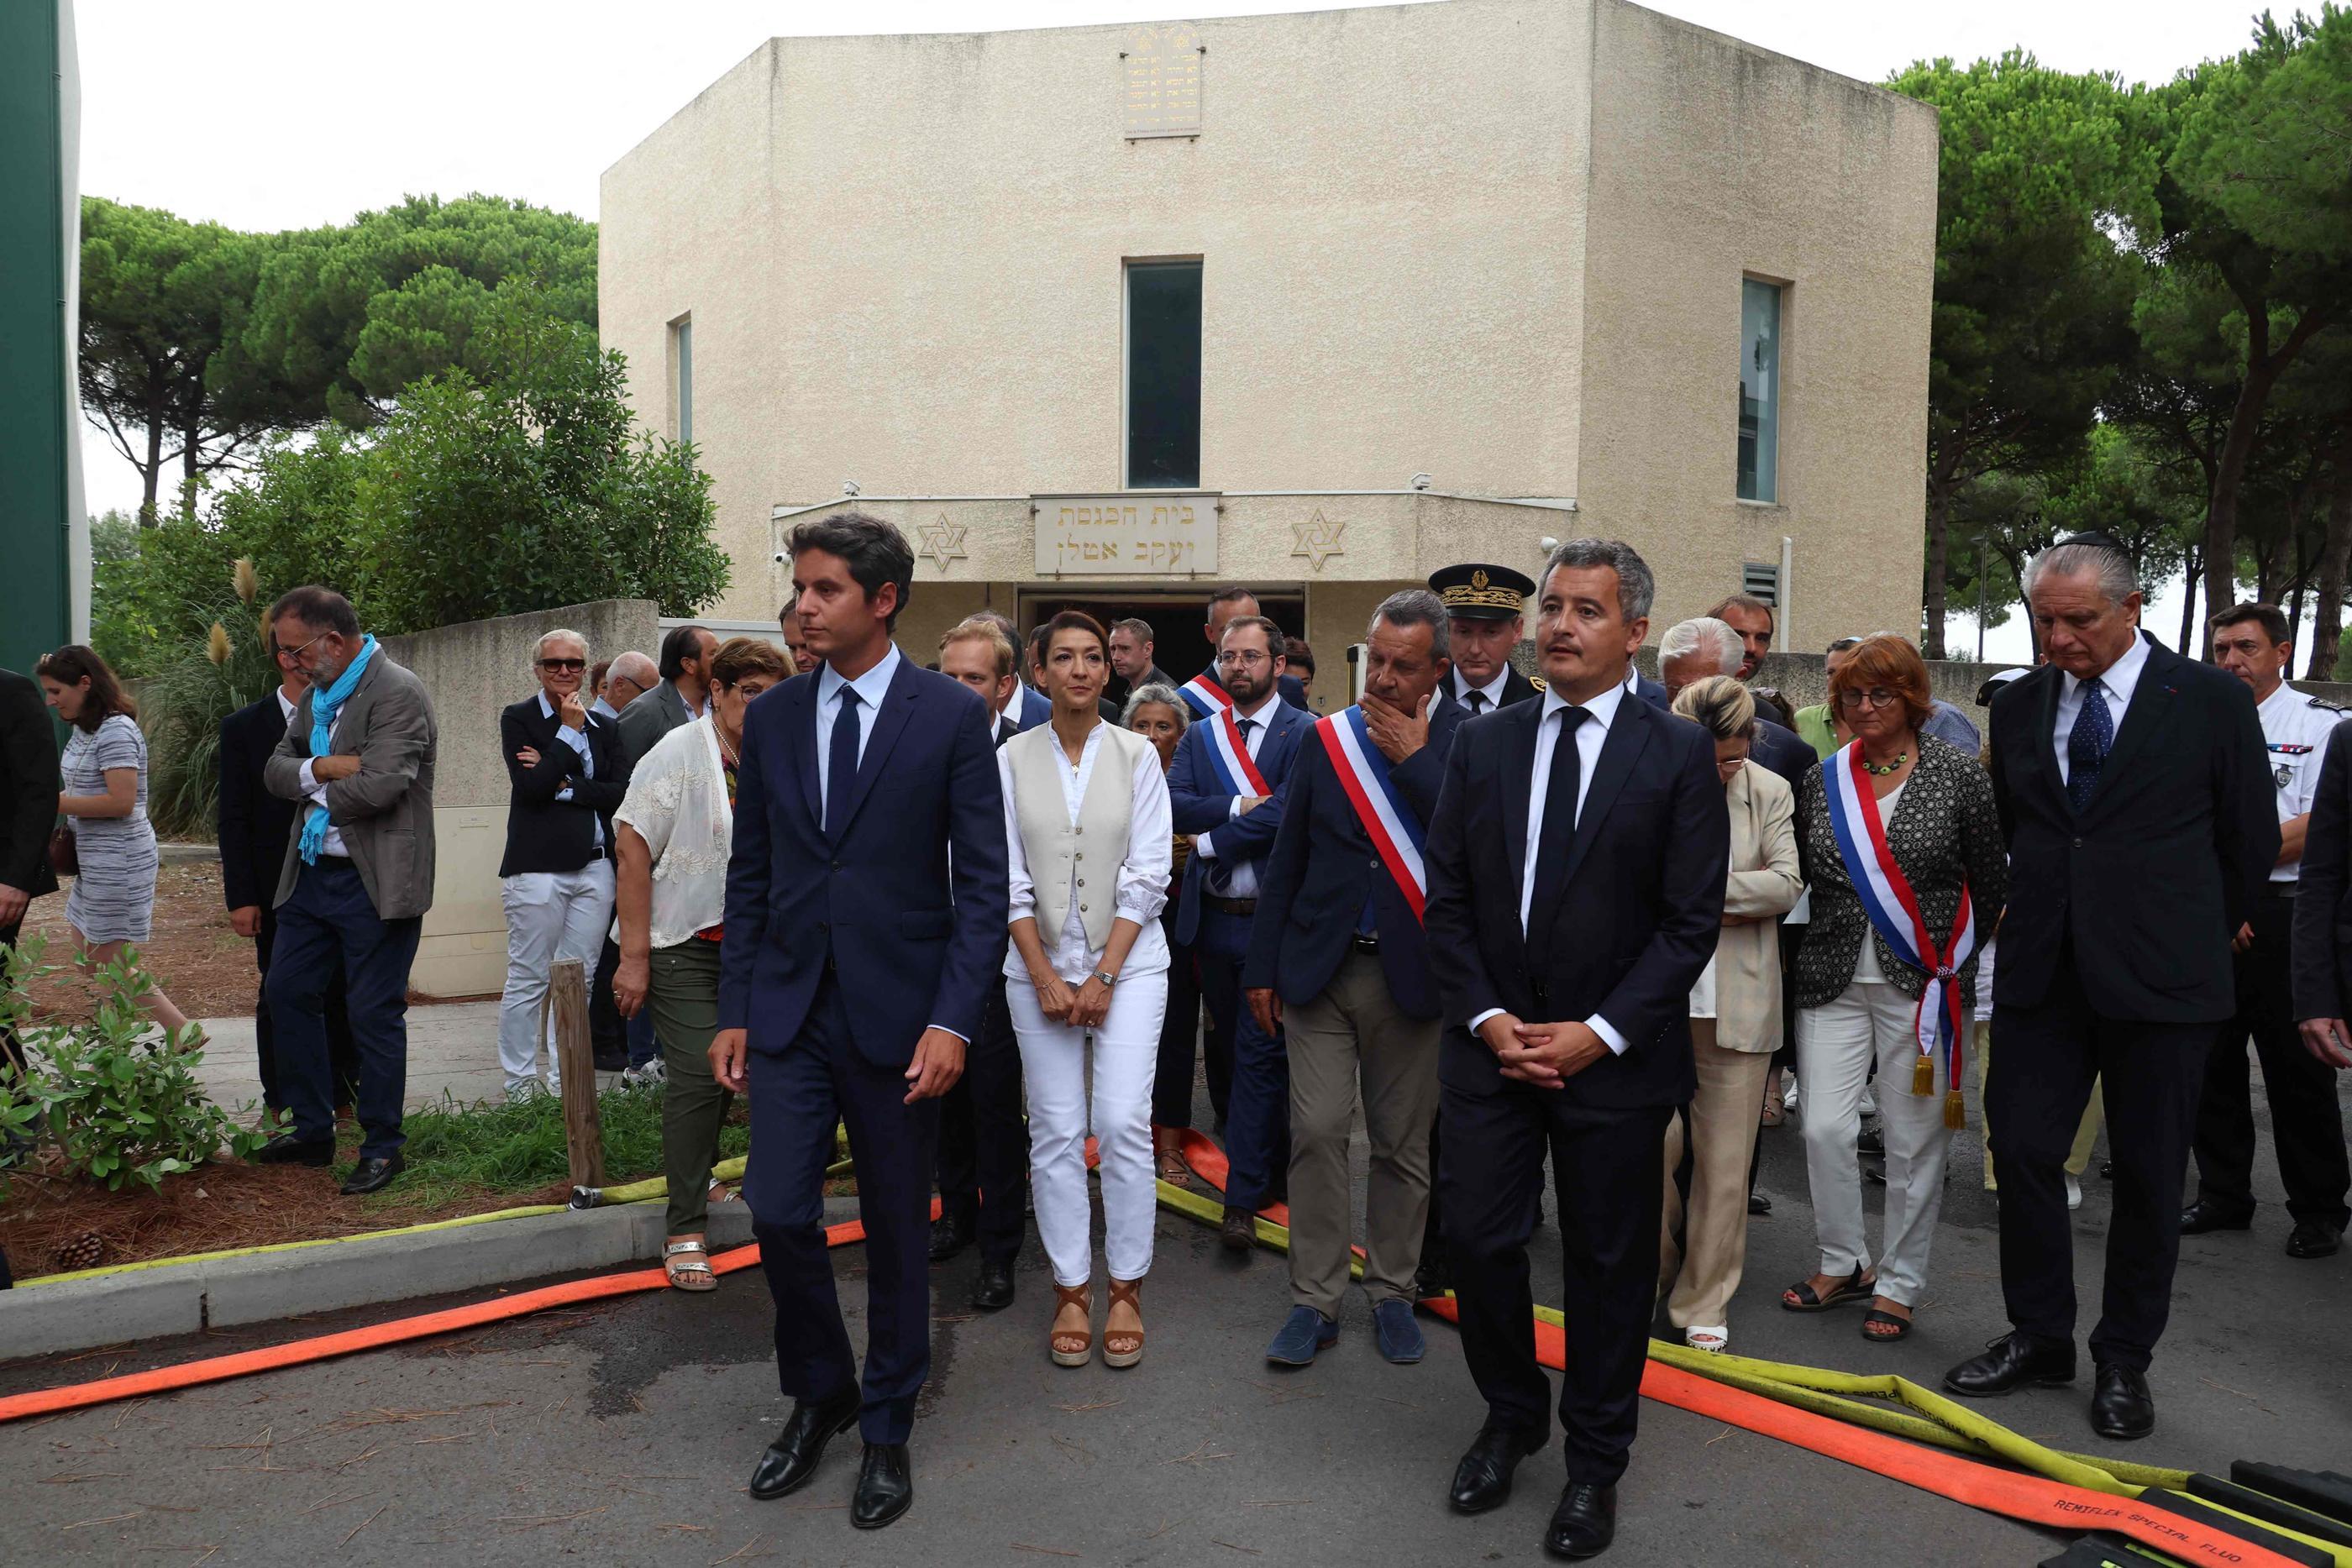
1126 261 1201 489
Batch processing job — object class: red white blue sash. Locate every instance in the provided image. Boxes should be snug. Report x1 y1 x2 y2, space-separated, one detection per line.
1316 707 1429 921
1202 706 1272 798
1821 742 1977 1083
1179 673 1232 721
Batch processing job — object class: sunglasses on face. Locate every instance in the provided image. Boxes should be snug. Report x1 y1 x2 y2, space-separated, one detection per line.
539 658 587 673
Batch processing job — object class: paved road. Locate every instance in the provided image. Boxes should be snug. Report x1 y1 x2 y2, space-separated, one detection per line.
6 1056 2348 1566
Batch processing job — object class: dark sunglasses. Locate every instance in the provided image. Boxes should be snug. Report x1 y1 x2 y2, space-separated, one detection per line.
538 658 587 672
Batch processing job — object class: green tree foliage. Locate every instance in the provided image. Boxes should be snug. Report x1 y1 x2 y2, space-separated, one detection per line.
1888 53 2160 659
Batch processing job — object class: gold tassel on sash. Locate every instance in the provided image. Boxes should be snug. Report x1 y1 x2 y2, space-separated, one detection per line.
1945 1088 1966 1130
1911 1053 1935 1097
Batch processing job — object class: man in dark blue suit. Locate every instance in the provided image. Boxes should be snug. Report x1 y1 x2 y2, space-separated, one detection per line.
1168 612 1311 1250
1244 589 1466 1369
1425 540 1729 1560
711 512 1007 1531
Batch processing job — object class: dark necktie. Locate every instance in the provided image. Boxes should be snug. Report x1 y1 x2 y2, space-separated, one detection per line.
2066 680 2113 814
826 686 864 836
1525 705 1589 951
1236 716 1257 754
1467 690 1488 716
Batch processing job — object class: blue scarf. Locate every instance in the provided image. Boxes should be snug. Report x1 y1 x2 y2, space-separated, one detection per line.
298 634 379 865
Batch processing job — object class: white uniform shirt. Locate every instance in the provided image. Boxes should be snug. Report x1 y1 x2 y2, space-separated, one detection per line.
2255 680 2349 883
1448 665 1512 714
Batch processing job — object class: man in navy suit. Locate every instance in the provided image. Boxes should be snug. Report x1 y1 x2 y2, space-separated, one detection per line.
1244 589 1466 1369
711 512 1007 1531
1169 612 1311 1250
1425 540 1728 1560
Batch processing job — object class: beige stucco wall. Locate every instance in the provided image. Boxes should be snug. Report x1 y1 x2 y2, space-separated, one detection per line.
381 600 661 997
1573 2 1937 648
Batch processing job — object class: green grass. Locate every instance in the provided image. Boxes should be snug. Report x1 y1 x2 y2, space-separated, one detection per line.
376 1078 751 1209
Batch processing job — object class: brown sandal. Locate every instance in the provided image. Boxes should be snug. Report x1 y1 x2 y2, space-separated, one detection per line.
1104 1277 1144 1369
1050 1282 1093 1367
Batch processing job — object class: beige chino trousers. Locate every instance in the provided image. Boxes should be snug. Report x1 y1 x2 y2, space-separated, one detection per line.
1658 1021 1775 1329
1284 952 1441 1317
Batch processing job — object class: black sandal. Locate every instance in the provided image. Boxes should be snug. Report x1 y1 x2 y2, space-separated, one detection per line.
1861 1307 1913 1341
1781 1265 1874 1313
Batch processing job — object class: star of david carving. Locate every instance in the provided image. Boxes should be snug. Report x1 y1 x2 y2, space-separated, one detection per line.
1291 510 1346 572
918 513 968 571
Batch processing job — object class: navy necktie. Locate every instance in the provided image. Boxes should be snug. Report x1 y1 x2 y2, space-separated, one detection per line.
1527 706 1589 949
826 686 864 836
2066 680 2113 814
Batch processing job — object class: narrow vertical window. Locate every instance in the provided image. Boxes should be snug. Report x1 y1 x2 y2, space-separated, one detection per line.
671 317 694 446
1126 260 1201 489
1738 280 1780 503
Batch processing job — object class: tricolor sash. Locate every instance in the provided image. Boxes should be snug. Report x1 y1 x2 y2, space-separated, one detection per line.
1202 705 1272 798
1821 742 1977 1122
1315 706 1428 921
1179 672 1233 721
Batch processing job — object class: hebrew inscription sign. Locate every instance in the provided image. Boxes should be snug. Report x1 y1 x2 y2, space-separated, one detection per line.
1036 494 1219 575
1122 24 1203 139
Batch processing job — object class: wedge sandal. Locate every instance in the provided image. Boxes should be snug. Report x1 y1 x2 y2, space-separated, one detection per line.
1104 1277 1145 1369
1050 1282 1093 1368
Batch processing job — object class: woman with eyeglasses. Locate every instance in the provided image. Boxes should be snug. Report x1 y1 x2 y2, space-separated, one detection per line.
1782 635 2006 1342
1658 677 1801 1353
495 629 630 1099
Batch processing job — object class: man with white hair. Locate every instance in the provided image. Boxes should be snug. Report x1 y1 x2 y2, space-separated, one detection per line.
599 652 660 719
1946 532 2276 1443
496 627 631 1098
1659 616 1813 794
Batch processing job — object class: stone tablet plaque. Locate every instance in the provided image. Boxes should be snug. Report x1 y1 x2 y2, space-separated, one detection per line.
1122 24 1203 139
1035 493 1218 575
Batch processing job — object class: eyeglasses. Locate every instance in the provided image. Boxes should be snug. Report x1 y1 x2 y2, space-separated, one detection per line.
538 658 587 672
281 628 334 663
1217 650 1272 669
1836 687 1903 711
1714 755 1749 775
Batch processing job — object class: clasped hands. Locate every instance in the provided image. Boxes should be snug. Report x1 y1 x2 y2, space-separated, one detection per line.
709 1024 967 1104
1032 968 1114 1030
1476 1012 1610 1088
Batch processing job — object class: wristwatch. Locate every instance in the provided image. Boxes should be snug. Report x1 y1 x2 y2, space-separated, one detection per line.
1091 969 1120 989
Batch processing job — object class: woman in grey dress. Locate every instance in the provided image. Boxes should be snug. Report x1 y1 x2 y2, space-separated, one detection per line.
37 646 195 1042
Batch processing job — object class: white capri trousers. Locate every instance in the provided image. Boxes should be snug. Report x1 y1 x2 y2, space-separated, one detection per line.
496 861 615 1096
1795 978 1956 1308
1008 972 1169 1288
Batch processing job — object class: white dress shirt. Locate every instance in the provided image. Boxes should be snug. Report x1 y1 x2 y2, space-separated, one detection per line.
1449 666 1511 713
1193 688 1283 897
2255 679 2349 882
1467 679 1630 1053
2052 631 2150 787
539 691 603 847
294 692 350 859
815 643 902 818
998 722 1173 984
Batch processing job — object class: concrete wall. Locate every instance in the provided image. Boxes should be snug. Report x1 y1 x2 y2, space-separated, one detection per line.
380 600 661 996
1572 0 1938 653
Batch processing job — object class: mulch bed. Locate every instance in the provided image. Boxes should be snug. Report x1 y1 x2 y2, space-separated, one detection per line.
0 1145 575 1283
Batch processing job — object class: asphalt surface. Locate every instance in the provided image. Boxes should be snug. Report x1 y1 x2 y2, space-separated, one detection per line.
4 1050 2348 1568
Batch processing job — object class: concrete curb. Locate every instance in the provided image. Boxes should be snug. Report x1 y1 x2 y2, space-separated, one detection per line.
0 1193 851 1364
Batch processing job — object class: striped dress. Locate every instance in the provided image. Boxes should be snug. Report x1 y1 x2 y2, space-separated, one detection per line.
61 712 160 945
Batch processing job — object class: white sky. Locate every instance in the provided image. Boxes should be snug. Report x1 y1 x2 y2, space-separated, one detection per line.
76 0 2264 659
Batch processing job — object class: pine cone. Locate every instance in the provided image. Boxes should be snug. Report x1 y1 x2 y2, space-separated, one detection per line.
55 1231 102 1271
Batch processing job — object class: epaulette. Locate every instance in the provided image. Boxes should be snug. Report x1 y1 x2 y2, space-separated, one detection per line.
2308 696 2350 714
1530 675 1548 691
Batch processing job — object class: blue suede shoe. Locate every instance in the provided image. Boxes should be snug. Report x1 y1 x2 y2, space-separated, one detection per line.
1265 1306 1339 1366
1373 1298 1426 1364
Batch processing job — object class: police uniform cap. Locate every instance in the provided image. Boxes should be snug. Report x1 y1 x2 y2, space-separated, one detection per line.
1429 562 1536 622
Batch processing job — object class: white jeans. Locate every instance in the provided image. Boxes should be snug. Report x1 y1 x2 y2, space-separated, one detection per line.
497 861 616 1095
1795 979 1955 1307
1008 972 1168 1287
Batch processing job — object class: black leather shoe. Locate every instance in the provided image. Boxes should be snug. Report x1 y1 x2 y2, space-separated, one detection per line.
339 1152 404 1195
928 1213 973 1263
2090 1362 2155 1440
748 1389 861 1501
1943 1331 2076 1398
255 1132 335 1167
2179 1199 2253 1235
1544 1481 1617 1560
851 1442 913 1529
1410 1257 1450 1300
1221 1205 1257 1254
971 1258 1016 1311
2286 1220 2343 1259
1748 1191 1772 1216
1448 1424 1547 1514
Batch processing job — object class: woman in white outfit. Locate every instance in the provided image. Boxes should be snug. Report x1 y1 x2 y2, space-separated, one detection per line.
1000 611 1173 1369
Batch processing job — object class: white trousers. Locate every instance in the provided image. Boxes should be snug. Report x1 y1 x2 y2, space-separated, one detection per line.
1795 979 1955 1307
1008 972 1168 1287
497 861 616 1095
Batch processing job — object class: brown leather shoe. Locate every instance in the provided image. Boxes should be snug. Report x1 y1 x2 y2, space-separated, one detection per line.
1220 1205 1256 1254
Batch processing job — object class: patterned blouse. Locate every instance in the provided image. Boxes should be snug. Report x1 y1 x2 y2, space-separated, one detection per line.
1793 733 2008 1011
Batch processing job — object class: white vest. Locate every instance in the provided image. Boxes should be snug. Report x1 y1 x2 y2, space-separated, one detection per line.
1006 721 1150 953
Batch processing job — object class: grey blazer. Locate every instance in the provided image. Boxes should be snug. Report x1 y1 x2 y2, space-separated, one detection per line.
264 653 439 920
614 677 693 768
